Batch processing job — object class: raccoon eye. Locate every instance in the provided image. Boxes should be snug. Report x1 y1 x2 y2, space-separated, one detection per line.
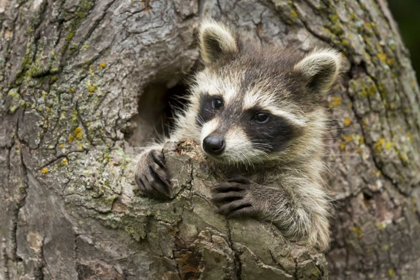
253 112 270 123
211 98 223 110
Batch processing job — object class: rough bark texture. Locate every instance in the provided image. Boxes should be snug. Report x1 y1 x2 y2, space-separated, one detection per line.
1 0 419 279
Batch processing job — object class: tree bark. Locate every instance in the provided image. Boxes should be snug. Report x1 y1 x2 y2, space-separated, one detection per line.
1 0 419 279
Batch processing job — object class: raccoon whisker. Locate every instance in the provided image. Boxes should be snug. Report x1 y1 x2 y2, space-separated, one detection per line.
233 153 243 168
196 115 203 123
173 95 191 102
253 145 271 152
251 142 272 153
229 147 247 167
241 150 255 168
195 114 206 126
262 132 275 139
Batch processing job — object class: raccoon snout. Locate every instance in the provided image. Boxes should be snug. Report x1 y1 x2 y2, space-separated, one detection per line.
203 135 225 155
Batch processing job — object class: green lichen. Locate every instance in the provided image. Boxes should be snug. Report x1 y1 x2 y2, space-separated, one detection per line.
351 226 363 239
398 151 409 165
377 82 387 99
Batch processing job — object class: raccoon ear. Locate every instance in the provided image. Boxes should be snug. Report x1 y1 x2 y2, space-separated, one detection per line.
294 49 342 94
199 20 238 66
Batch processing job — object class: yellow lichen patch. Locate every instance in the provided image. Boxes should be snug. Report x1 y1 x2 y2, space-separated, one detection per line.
61 158 68 166
86 81 97 92
68 134 74 143
389 103 395 110
351 227 363 239
329 96 342 108
99 62 106 69
74 127 82 134
41 168 49 174
9 105 18 113
359 136 365 145
387 58 394 66
340 142 346 151
376 222 386 230
290 10 298 18
360 84 376 98
374 138 385 152
381 244 389 251
344 117 351 127
72 109 78 122
363 119 368 126
74 127 83 140
341 134 353 143
377 52 387 62
388 269 395 278
69 87 76 93
58 143 65 148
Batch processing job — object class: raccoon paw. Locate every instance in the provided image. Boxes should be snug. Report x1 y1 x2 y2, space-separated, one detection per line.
135 149 171 200
211 176 260 218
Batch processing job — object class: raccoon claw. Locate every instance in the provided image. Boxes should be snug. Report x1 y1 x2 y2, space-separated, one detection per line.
135 149 171 200
211 180 259 218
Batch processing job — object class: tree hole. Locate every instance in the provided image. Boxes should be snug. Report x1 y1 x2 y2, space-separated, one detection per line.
125 81 190 148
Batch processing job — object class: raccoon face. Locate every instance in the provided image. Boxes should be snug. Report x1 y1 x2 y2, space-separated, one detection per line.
196 92 300 163
192 21 342 165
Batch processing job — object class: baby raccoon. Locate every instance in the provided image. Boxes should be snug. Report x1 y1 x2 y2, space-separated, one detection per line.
135 20 342 251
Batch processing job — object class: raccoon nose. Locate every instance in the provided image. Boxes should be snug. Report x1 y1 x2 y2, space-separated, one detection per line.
203 136 225 155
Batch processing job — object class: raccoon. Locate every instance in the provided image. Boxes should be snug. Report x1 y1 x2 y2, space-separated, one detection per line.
134 20 342 251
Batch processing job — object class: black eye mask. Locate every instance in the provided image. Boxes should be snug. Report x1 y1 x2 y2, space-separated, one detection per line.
196 93 224 127
240 106 303 153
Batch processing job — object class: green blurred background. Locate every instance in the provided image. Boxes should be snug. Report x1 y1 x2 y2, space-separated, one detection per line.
389 0 420 82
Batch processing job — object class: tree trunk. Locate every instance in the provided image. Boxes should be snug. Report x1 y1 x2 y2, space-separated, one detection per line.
1 0 419 279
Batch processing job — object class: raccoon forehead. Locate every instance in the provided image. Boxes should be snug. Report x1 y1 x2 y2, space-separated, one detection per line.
192 70 240 102
243 89 307 127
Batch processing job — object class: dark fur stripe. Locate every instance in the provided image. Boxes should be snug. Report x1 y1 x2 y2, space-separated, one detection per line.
240 107 302 153
196 93 223 127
